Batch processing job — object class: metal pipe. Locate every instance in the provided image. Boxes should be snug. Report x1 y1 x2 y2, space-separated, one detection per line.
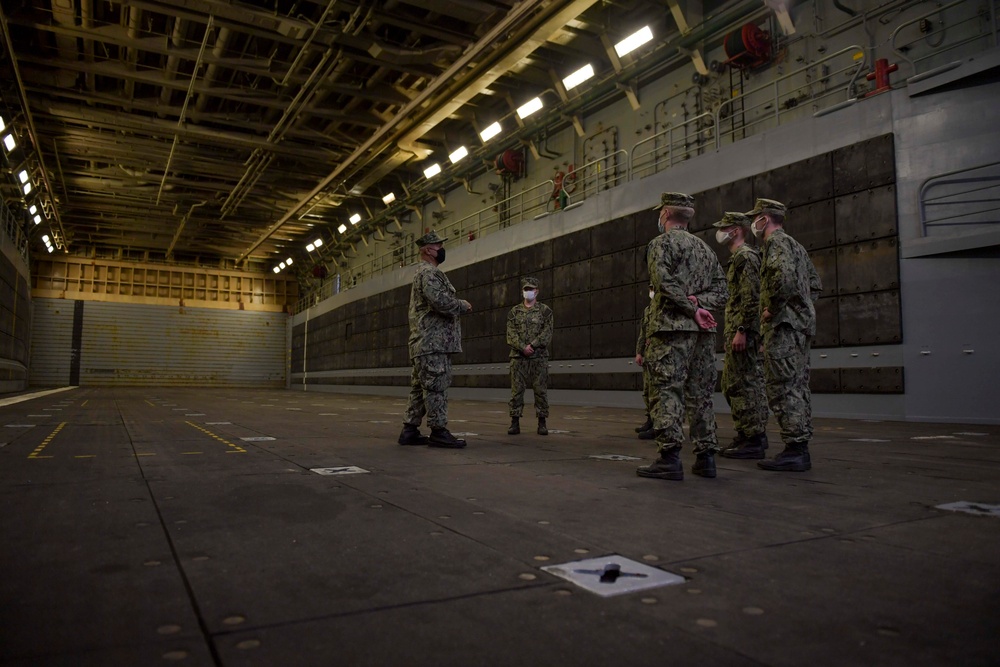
156 15 215 205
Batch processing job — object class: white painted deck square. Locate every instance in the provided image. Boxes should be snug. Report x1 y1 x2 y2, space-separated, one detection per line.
451 432 477 437
205 421 231 425
541 555 684 597
850 438 890 443
547 429 571 434
935 501 1000 518
186 413 205 417
240 436 276 441
5 424 35 428
311 466 370 476
589 454 642 461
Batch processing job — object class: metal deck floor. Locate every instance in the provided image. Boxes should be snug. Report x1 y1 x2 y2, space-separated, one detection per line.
1 387 997 666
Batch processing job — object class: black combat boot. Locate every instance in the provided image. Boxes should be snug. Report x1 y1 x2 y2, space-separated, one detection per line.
397 423 428 446
429 427 467 449
637 427 656 440
720 432 768 459
537 417 548 436
636 449 683 480
757 442 811 471
634 415 653 433
507 417 520 435
692 451 717 478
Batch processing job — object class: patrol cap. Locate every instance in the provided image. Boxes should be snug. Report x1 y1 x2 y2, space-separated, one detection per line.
651 191 695 210
415 230 444 246
521 276 540 289
712 211 751 228
745 198 787 217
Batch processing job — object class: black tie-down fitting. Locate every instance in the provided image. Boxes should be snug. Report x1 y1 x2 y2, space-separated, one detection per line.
574 562 649 584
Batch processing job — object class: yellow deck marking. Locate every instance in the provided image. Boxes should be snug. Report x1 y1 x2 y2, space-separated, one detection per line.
81 400 88 407
145 400 155 407
28 422 67 459
136 453 156 457
185 421 247 454
74 455 96 458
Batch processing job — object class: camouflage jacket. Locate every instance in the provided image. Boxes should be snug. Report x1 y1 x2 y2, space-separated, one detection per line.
725 244 762 338
636 302 653 356
407 261 470 357
759 229 822 336
647 228 728 333
506 302 553 358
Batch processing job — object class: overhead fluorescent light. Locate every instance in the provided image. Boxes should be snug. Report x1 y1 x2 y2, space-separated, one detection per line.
382 192 396 205
314 238 324 247
47 246 54 253
614 26 653 58
337 224 347 234
449 146 468 163
423 163 442 179
42 235 49 243
17 169 28 184
480 122 502 142
29 205 37 215
0 116 5 132
285 258 293 265
349 213 361 225
273 266 281 273
33 215 41 224
306 243 315 251
563 64 595 90
2 134 15 151
22 183 31 195
516 97 543 119
279 261 286 269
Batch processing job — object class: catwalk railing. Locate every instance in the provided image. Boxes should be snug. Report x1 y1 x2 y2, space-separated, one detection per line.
919 160 1000 236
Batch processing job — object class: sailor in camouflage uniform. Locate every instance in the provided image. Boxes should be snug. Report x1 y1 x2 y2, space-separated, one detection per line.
748 199 822 471
636 193 728 481
634 286 656 439
713 212 770 459
398 231 472 448
506 276 554 436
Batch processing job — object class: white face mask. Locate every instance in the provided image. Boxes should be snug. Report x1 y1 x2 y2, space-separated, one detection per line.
648 290 655 300
523 290 537 301
752 216 766 239
715 229 733 245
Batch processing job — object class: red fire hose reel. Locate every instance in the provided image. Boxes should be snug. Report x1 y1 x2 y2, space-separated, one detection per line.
723 23 772 70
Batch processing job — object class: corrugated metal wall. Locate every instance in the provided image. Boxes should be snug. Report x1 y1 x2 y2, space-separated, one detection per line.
28 299 75 387
30 299 287 387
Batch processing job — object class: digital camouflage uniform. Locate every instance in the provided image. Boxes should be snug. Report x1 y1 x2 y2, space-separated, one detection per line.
636 301 656 417
404 261 470 429
646 228 728 456
506 301 553 418
759 228 822 445
722 243 768 437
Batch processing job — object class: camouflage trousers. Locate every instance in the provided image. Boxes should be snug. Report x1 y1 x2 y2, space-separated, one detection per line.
640 363 658 416
762 325 812 445
403 353 452 429
509 356 549 418
645 331 719 456
722 334 768 437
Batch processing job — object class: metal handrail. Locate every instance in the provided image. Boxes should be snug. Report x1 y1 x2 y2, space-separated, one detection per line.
890 0 998 76
560 150 629 208
436 178 555 241
715 45 867 149
919 160 1000 236
630 113 714 179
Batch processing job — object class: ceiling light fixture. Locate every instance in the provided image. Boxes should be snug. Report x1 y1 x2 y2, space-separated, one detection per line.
516 97 543 119
2 134 15 152
337 224 347 234
349 213 361 225
423 163 442 179
382 192 396 205
449 146 469 163
273 266 281 273
17 169 29 184
614 26 653 58
480 122 502 142
563 64 595 90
